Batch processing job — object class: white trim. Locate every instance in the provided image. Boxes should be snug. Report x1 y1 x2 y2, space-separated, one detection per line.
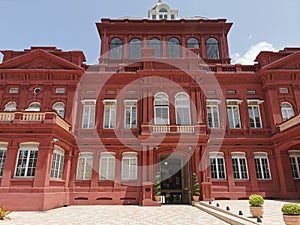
81 99 96 104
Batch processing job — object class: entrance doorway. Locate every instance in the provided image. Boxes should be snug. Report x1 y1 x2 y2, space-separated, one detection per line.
159 154 190 204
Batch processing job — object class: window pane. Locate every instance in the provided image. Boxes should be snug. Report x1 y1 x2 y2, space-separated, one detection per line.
110 38 123 59
206 38 220 59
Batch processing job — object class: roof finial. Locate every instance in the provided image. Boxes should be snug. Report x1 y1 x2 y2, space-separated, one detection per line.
158 0 162 3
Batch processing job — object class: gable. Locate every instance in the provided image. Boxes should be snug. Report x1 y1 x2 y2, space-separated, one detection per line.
261 50 300 71
0 49 84 71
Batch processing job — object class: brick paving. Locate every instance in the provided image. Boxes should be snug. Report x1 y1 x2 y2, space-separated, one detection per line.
1 205 229 225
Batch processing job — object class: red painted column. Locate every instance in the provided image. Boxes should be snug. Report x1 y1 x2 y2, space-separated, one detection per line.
91 151 100 188
142 146 148 182
194 146 201 180
169 96 175 125
63 151 72 188
224 151 236 196
200 145 212 200
247 152 259 192
148 147 154 181
114 151 122 187
1 142 18 188
68 149 79 188
142 88 148 123
33 143 52 187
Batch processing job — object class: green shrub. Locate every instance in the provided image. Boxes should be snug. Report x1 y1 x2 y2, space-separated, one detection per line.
153 172 161 196
281 203 300 215
192 173 200 196
0 206 13 220
249 194 264 206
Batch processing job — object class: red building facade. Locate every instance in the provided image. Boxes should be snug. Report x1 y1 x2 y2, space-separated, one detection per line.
0 1 300 210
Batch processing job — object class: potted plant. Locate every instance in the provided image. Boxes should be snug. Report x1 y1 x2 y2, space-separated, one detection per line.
192 173 200 202
249 194 264 218
281 203 300 225
153 172 161 202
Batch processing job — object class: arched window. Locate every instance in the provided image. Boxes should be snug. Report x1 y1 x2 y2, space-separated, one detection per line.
52 102 65 118
4 102 17 112
25 102 40 112
109 38 123 59
129 38 142 59
281 102 295 121
148 38 161 57
206 38 220 59
154 93 169 125
168 38 181 58
175 93 191 125
186 38 200 49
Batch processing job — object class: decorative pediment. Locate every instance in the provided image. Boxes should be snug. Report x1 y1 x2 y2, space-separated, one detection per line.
0 49 83 71
261 51 300 71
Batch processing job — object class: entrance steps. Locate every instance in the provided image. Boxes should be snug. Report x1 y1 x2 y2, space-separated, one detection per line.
193 201 257 225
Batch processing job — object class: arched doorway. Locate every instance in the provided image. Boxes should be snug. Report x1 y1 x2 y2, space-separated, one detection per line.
159 154 191 204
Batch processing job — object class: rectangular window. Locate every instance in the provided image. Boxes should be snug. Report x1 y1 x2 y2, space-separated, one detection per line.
55 88 65 94
9 87 19 94
50 147 64 180
15 144 39 178
103 100 117 129
99 153 115 180
206 100 220 128
247 90 256 95
124 100 137 129
76 153 93 180
248 100 263 128
210 153 226 180
232 153 249 180
0 148 7 177
82 100 96 129
289 151 300 179
254 153 271 180
154 106 169 125
122 153 137 180
227 100 241 128
227 90 236 95
279 88 289 94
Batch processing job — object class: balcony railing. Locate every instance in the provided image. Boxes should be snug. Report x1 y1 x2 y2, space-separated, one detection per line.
278 114 300 132
141 124 206 135
0 112 71 132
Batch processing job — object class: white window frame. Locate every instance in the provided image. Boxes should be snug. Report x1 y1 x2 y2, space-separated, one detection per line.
175 93 191 125
247 100 263 128
50 146 65 180
15 142 39 178
254 152 271 180
103 100 117 129
52 102 65 118
281 102 295 121
154 93 170 125
81 99 96 129
288 150 300 179
121 152 138 180
76 152 93 180
226 99 242 129
25 102 40 112
99 152 115 180
124 100 137 129
4 101 17 112
209 152 226 180
231 152 249 180
206 99 220 128
0 143 8 178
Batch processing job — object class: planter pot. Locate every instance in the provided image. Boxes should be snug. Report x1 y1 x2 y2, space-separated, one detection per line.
283 215 300 225
154 196 161 202
249 206 264 218
192 196 200 202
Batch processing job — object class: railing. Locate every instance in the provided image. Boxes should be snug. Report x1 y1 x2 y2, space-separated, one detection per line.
141 124 206 135
278 114 300 132
0 112 71 132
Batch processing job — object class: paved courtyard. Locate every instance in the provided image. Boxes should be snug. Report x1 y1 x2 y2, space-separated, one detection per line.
204 199 300 225
2 205 229 225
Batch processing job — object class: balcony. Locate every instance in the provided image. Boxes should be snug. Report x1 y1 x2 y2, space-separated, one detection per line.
141 124 206 136
278 114 300 132
0 112 71 132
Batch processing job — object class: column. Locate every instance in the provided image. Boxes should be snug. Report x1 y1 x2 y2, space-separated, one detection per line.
142 146 149 182
247 152 259 192
1 141 18 188
224 151 235 194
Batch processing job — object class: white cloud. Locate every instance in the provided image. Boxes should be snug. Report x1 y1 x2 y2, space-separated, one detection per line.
232 42 277 65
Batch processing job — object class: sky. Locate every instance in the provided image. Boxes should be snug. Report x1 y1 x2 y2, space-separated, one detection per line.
0 0 299 64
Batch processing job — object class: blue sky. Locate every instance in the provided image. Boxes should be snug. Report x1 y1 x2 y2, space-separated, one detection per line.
0 0 299 64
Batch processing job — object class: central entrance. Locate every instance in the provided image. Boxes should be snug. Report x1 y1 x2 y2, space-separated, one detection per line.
159 154 190 204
